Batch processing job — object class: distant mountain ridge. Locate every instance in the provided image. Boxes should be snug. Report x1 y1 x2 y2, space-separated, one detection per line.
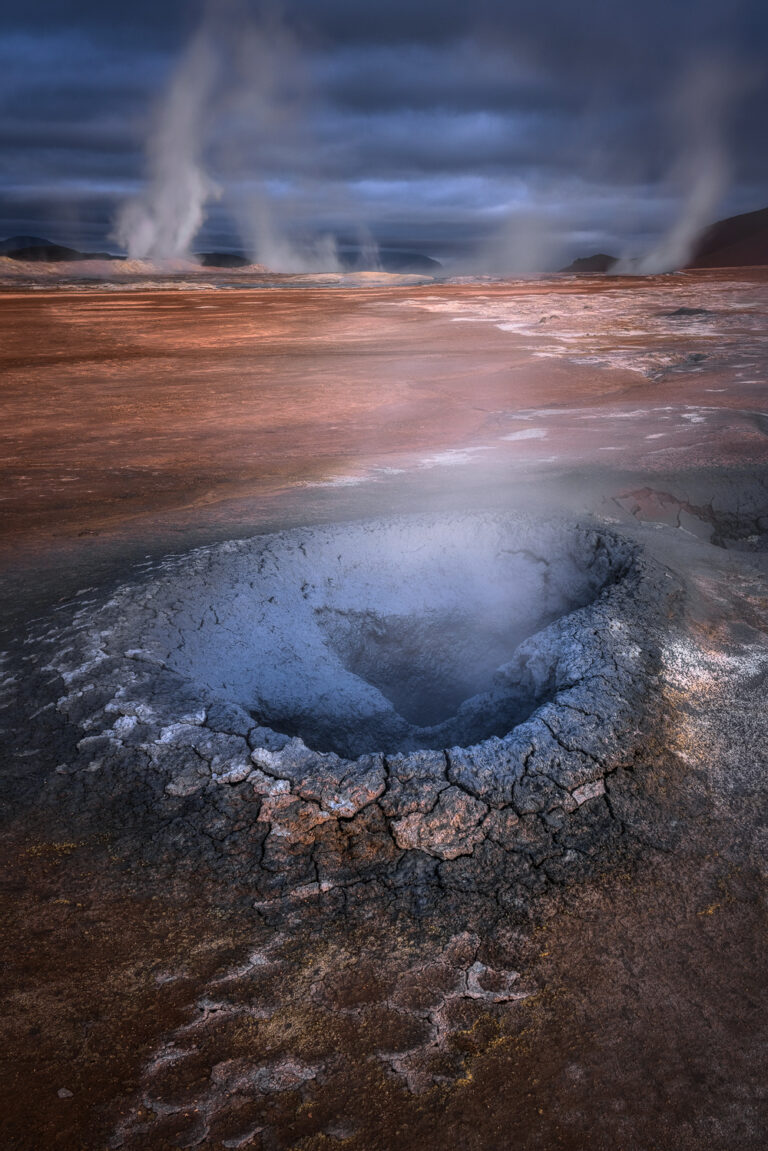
690 205 768 268
10 209 767 276
0 235 114 261
559 253 617 274
0 234 443 274
561 204 768 275
355 251 443 274
0 235 53 252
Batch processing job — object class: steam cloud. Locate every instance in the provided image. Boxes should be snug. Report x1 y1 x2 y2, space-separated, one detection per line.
622 60 738 274
114 4 379 272
220 6 342 271
113 28 220 261
474 205 564 276
114 11 744 277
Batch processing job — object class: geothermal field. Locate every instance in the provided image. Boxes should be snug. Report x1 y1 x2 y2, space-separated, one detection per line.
1 264 767 1149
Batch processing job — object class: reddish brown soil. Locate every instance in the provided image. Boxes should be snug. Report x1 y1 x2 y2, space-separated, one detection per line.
0 283 554 550
2 269 767 1149
0 826 250 1150
2 822 764 1151
4 270 764 562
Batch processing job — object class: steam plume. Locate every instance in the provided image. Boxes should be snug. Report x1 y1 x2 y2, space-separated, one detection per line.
226 10 374 271
247 197 342 272
475 205 562 276
114 3 377 272
113 29 220 261
624 60 737 274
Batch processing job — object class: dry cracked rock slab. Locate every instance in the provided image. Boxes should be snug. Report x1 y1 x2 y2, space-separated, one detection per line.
4 512 676 900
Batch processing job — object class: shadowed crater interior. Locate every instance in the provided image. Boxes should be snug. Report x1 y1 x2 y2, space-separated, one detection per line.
11 511 664 885
140 516 631 757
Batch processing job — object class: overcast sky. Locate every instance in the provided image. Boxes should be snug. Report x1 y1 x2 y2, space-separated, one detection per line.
1 0 767 266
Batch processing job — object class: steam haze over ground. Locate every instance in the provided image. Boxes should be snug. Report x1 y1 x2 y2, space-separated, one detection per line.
2 0 768 270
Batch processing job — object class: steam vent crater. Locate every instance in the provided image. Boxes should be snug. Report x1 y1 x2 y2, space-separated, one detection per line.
33 514 671 895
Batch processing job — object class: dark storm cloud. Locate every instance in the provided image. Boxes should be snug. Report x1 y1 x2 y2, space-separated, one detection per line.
1 0 767 262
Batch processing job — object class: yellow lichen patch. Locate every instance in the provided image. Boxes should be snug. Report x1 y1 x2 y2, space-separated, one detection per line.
697 902 721 916
21 839 85 859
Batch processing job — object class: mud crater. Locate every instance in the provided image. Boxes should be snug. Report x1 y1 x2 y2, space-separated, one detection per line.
142 517 628 759
12 513 670 894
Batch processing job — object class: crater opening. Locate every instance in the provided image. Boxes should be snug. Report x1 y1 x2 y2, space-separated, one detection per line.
316 606 531 729
139 515 631 759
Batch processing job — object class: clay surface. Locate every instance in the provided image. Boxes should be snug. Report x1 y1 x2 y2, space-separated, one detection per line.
7 514 673 903
2 271 766 1151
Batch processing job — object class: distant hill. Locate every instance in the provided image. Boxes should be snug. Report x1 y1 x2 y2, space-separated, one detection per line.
378 251 443 274
0 234 443 275
0 235 113 261
196 251 251 268
560 205 768 276
0 236 250 266
338 249 443 274
559 253 617 274
0 234 54 252
689 205 768 268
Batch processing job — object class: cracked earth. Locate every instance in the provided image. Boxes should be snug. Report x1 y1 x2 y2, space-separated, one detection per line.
2 271 767 1150
6 514 674 904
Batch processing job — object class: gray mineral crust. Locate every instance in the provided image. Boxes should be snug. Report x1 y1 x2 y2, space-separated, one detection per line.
9 513 674 900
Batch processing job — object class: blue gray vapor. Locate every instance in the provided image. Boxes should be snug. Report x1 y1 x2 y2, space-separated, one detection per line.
0 0 766 268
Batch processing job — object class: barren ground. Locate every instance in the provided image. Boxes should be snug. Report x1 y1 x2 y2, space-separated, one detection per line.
1 268 767 1150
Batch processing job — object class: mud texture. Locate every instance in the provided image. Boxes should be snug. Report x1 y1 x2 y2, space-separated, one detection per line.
2 273 767 1151
5 513 674 907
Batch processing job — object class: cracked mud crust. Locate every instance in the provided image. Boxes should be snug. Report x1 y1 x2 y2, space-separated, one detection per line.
2 276 767 1151
4 513 677 902
108 925 538 1149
